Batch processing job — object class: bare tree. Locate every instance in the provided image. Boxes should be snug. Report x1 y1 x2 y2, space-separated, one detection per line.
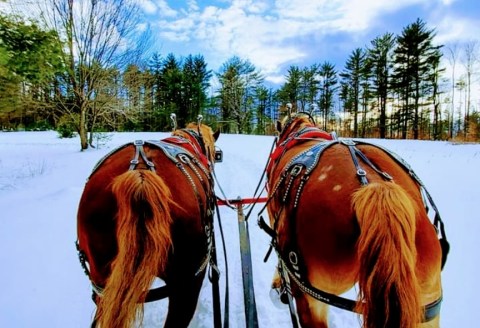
462 41 479 140
445 44 459 139
38 0 150 149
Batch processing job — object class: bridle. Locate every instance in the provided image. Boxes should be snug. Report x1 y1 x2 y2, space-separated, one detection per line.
171 113 209 160
277 112 317 143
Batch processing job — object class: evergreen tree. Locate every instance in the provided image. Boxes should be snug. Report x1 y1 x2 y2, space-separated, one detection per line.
0 14 63 129
217 56 263 133
278 66 302 111
368 33 396 138
161 53 183 128
299 65 319 113
182 54 212 124
317 61 338 131
147 52 165 130
340 48 368 137
392 18 441 139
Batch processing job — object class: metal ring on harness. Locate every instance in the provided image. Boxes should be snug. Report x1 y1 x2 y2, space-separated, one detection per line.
356 168 367 177
179 153 191 164
289 251 298 265
290 164 303 177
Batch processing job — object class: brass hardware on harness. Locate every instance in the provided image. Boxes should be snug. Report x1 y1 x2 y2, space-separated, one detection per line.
215 149 223 163
179 153 191 164
290 164 303 177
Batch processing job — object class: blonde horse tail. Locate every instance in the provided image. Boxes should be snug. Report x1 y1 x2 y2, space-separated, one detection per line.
352 182 421 328
96 170 173 328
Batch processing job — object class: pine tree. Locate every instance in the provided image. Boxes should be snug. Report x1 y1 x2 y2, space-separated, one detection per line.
392 18 441 139
340 48 368 137
368 33 395 138
317 62 338 131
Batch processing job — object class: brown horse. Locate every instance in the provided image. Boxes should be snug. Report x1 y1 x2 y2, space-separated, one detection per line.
261 113 447 328
76 121 220 328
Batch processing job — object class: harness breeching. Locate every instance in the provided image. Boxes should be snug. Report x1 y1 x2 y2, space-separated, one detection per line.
258 117 449 324
76 126 219 305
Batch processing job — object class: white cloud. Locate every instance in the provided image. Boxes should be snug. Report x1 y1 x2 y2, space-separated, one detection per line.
137 0 157 14
186 0 200 12
145 0 479 85
154 0 177 18
434 15 480 45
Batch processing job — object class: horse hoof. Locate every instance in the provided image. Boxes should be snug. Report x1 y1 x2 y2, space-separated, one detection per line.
269 287 288 308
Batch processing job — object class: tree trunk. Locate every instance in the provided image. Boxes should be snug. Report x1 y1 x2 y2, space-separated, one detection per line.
79 106 88 150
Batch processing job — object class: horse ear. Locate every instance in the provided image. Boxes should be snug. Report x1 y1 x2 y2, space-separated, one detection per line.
213 130 220 141
276 120 283 133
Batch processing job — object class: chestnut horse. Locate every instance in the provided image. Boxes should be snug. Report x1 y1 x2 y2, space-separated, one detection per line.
261 113 448 328
76 121 219 328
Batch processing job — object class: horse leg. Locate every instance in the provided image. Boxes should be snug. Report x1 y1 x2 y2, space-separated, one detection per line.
419 316 440 328
163 273 205 328
90 293 99 328
271 263 329 327
295 293 329 328
271 265 281 289
417 279 442 328
417 265 442 328
270 266 284 302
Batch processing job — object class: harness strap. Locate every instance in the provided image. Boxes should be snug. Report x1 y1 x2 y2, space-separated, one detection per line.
279 254 442 322
342 139 369 185
352 140 450 269
278 260 300 328
78 136 219 308
261 137 447 323
129 140 155 171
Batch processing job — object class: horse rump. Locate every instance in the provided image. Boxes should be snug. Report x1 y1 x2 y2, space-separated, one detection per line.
352 181 421 328
95 170 174 328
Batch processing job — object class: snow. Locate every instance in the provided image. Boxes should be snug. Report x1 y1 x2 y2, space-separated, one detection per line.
0 130 479 327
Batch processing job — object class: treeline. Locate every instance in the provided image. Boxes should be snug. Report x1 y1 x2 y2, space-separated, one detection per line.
1 7 479 149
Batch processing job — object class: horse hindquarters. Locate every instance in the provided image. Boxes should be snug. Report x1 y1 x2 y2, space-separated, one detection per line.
96 170 174 328
352 182 421 328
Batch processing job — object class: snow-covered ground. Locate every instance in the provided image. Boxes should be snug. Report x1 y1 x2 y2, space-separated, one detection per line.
0 131 478 327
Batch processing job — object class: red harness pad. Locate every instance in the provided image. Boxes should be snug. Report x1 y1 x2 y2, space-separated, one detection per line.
163 136 209 167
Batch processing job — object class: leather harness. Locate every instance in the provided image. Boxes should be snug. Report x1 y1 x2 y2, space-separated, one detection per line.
259 123 449 322
77 129 218 303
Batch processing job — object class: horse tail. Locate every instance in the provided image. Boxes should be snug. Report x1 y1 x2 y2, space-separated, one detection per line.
352 181 421 328
96 170 173 328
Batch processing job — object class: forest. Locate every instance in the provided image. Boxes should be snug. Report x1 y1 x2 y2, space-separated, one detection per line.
1 0 479 150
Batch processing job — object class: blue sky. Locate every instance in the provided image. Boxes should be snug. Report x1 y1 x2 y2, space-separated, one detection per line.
137 0 480 86
1 0 478 87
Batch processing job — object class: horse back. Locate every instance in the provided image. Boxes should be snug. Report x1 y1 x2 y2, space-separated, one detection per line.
268 141 442 293
77 142 212 285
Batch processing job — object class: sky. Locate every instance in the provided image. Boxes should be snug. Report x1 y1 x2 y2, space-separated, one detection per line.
0 130 479 327
134 0 480 85
1 0 479 88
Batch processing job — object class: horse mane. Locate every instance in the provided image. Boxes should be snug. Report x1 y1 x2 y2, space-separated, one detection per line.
278 113 317 139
